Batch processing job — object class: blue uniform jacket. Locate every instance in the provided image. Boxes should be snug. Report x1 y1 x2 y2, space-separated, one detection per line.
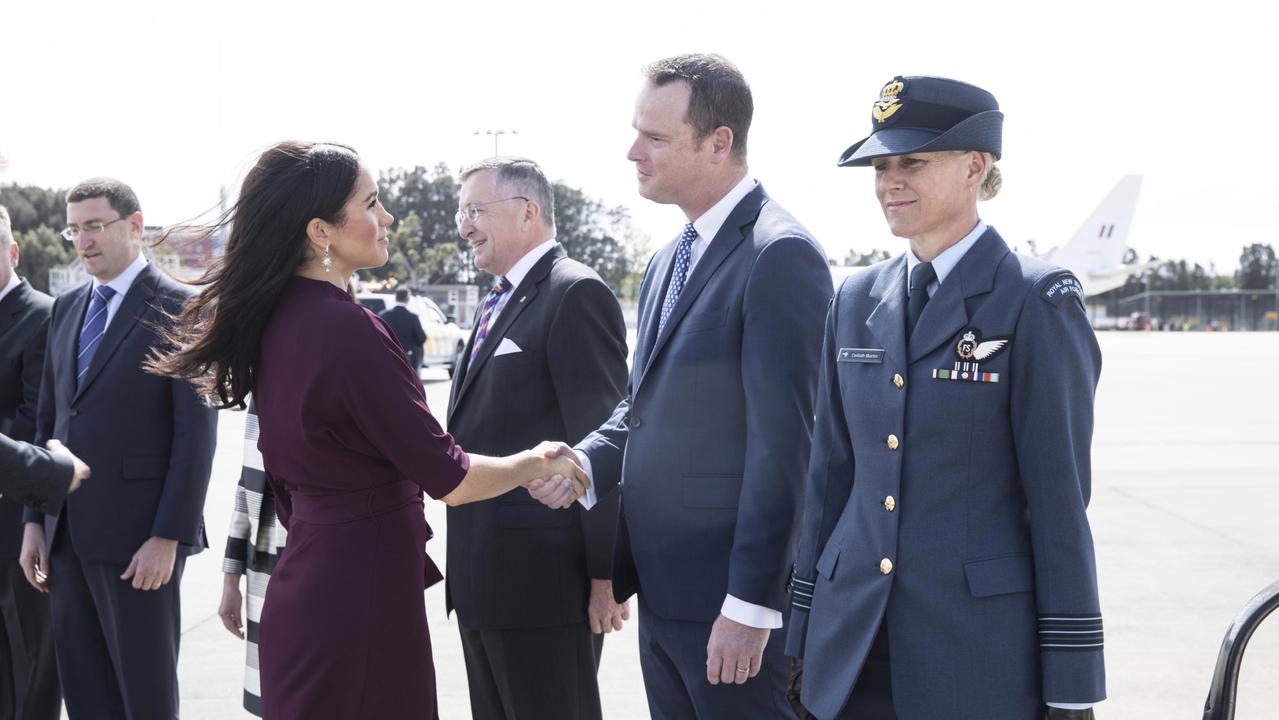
786 228 1105 719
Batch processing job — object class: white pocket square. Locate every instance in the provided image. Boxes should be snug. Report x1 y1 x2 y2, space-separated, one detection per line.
493 338 523 357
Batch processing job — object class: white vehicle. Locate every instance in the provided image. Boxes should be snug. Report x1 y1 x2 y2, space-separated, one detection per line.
357 293 468 376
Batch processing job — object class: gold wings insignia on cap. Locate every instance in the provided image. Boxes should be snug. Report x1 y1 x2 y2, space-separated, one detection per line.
972 339 1009 360
872 80 905 123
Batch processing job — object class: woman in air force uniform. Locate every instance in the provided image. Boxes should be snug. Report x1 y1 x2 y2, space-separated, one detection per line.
785 76 1106 720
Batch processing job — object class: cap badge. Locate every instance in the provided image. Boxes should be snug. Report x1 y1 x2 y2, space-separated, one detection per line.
872 80 905 123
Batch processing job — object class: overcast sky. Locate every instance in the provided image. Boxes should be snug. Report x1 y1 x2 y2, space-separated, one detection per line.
3 0 1276 273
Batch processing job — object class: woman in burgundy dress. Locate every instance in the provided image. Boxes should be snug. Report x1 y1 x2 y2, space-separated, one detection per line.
151 141 587 719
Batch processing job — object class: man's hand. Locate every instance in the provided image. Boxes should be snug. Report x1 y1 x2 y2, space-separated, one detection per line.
588 579 630 634
706 613 770 685
46 439 90 493
219 573 245 639
19 522 49 592
526 442 587 509
120 537 179 591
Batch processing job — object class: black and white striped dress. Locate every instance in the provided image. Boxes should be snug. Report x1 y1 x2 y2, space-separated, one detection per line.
222 402 287 717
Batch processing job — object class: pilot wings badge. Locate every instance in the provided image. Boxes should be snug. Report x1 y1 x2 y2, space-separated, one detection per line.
933 327 1010 383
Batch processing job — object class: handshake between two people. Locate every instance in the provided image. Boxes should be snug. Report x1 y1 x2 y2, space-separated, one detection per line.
444 441 589 509
523 441 587 510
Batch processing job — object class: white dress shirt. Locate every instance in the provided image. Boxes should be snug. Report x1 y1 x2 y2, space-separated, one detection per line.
91 253 149 332
486 238 558 327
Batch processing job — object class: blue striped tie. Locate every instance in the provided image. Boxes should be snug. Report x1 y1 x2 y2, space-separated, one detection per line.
77 285 117 388
658 223 697 335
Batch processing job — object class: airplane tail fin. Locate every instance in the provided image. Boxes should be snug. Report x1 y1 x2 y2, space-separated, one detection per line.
1046 175 1142 273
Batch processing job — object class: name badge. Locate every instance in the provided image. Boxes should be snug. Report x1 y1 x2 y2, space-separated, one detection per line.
838 348 884 364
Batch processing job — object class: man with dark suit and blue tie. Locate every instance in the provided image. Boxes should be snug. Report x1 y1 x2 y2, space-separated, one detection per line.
785 77 1105 720
18 178 217 720
0 205 61 719
535 54 831 719
379 288 426 371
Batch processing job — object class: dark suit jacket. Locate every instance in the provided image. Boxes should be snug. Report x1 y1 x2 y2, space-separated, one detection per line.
0 279 53 558
445 245 627 629
579 184 831 622
785 229 1106 718
379 304 426 369
22 263 217 564
0 433 72 514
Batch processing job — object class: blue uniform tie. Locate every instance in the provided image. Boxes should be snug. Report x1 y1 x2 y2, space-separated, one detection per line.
77 285 117 388
906 261 936 342
658 224 697 334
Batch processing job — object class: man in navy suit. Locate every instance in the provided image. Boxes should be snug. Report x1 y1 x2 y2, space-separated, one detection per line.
785 77 1104 720
19 178 217 720
0 205 61 719
536 53 831 719
379 288 426 370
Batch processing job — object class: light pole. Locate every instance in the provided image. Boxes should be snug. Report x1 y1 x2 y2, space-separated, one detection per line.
474 129 518 157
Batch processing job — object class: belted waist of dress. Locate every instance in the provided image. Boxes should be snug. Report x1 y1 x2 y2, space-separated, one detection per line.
291 480 424 525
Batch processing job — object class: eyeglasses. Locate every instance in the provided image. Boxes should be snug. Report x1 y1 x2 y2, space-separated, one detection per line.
455 196 528 227
61 216 126 242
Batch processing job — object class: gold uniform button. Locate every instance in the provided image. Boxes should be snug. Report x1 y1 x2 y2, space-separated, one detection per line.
893 373 904 389
883 496 896 512
887 434 900 451
879 558 894 575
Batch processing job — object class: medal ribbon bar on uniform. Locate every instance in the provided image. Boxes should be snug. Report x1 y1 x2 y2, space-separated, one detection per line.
932 361 1000 383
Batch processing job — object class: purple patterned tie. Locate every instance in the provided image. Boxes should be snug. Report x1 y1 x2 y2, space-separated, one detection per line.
658 223 697 335
470 276 513 363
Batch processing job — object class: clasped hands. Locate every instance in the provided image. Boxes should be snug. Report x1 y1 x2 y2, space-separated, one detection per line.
523 442 588 509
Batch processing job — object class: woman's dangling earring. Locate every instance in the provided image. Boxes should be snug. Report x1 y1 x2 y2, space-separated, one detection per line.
321 246 333 273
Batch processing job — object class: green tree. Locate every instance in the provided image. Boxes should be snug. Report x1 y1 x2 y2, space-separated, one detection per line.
1235 243 1276 290
552 183 642 293
372 164 642 295
14 225 74 293
0 183 66 233
842 248 891 266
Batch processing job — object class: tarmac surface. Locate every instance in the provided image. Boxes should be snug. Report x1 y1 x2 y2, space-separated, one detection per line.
93 332 1279 718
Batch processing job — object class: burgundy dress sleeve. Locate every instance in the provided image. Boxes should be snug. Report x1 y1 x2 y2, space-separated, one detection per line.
334 306 470 499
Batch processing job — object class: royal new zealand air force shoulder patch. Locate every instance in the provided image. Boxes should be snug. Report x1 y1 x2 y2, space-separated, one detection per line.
1041 273 1086 309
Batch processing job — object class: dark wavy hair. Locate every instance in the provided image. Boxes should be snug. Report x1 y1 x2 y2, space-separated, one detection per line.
148 141 361 409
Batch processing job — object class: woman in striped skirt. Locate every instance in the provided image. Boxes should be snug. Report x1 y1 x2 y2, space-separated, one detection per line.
217 400 287 717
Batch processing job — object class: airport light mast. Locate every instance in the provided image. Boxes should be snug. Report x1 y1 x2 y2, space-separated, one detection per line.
474 129 518 157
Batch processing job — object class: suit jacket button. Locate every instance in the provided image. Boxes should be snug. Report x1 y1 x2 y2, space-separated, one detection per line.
631 416 642 429
69 408 78 417
879 558 894 574
892 373 904 389
883 496 896 512
886 434 899 451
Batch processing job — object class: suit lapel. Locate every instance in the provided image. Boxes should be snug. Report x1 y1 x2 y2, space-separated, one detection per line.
73 265 157 401
59 284 93 394
450 246 562 418
631 243 676 381
906 228 1008 364
0 281 28 338
635 185 764 392
865 255 909 372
